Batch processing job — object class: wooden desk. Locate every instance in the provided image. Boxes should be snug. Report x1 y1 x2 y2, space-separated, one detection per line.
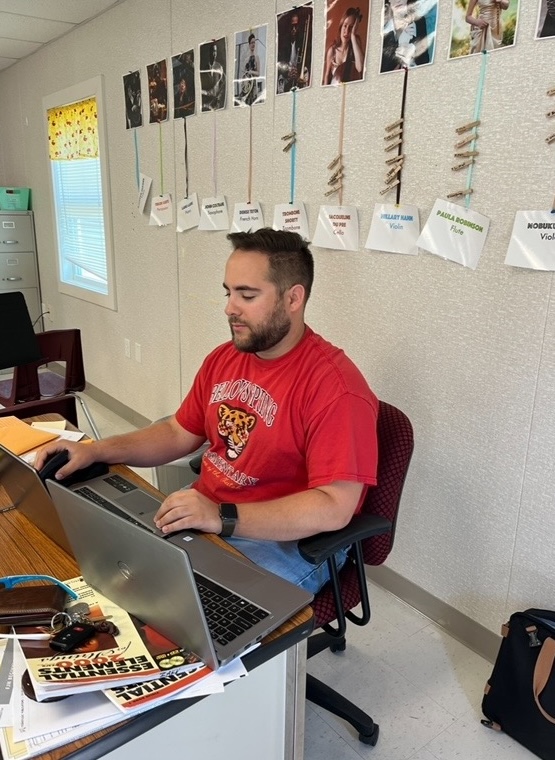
0 416 314 760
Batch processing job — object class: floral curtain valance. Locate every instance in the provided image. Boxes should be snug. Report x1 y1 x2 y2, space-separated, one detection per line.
47 97 99 160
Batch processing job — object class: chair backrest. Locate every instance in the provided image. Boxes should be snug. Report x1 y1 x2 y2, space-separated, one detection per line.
0 395 79 428
361 400 414 566
310 400 413 628
0 292 42 370
5 328 87 405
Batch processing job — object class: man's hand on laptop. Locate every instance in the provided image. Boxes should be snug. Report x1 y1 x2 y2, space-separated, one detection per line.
154 489 221 535
34 441 95 480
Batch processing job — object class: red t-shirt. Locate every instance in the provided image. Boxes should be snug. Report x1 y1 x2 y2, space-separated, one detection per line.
175 326 378 507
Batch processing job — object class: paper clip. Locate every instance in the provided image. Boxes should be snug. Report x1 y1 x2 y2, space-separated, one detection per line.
547 110 555 118
447 188 473 199
386 118 404 132
384 129 403 141
454 134 476 149
547 87 555 97
325 185 341 197
455 119 480 134
385 138 403 152
451 159 474 171
327 155 342 170
282 138 296 152
546 133 555 145
454 150 479 158
380 180 400 195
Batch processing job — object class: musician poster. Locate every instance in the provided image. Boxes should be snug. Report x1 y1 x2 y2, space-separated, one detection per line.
322 0 370 85
234 25 267 107
379 0 438 72
123 70 143 129
276 3 314 94
147 60 168 123
200 37 227 112
172 50 196 118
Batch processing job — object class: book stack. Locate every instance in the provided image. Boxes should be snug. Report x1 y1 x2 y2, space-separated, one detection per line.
0 577 247 759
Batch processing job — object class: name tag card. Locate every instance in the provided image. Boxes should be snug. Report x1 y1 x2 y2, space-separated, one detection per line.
417 198 490 270
177 193 200 232
365 203 420 255
231 202 264 232
312 206 359 251
505 211 555 270
272 203 310 239
149 194 173 226
198 196 229 231
138 174 152 214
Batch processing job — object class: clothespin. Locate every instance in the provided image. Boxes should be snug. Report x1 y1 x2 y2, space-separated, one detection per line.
547 87 555 97
454 150 479 158
281 130 296 152
327 155 341 170
454 134 476 149
547 109 555 119
385 118 404 132
451 159 475 172
384 129 403 142
385 153 405 165
283 138 296 152
325 185 342 197
546 133 555 145
447 188 473 199
386 163 403 179
380 179 400 195
455 119 480 134
385 138 403 152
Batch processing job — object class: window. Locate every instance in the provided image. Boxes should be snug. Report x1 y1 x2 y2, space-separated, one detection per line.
44 77 116 309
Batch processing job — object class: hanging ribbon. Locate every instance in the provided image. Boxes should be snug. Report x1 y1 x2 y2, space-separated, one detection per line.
248 105 253 204
337 84 347 206
396 67 409 205
212 110 218 197
464 51 488 209
183 118 189 199
158 121 164 195
133 129 140 191
290 89 297 204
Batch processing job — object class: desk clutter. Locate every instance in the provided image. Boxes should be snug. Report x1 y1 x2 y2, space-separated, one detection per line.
0 576 249 760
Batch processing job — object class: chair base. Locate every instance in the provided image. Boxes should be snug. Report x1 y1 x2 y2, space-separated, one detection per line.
306 673 379 745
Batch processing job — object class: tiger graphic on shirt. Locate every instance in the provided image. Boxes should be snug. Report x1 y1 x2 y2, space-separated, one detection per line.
217 402 257 460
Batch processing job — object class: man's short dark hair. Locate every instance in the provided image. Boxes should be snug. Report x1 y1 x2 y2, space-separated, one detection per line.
248 33 255 43
227 228 314 302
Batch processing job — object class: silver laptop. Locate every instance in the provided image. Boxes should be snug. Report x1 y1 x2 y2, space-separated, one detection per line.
47 479 312 671
0 443 73 555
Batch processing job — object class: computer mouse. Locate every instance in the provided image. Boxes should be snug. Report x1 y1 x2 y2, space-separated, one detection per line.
38 450 109 487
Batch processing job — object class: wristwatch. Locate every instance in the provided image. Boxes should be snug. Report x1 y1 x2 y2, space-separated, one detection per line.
218 502 238 537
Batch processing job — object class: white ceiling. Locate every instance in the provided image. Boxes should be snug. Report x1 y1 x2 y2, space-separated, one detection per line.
0 0 125 72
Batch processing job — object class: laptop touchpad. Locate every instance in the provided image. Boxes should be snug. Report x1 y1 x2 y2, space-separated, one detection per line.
117 491 161 516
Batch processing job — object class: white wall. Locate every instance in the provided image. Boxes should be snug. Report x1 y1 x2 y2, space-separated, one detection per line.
0 0 554 635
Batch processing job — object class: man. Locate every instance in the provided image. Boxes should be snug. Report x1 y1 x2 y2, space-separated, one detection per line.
201 41 226 111
35 229 378 593
277 9 311 93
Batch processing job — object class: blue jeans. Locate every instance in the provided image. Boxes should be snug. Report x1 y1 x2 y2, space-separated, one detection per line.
222 536 349 594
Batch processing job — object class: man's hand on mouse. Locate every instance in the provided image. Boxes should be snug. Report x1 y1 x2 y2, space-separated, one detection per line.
34 441 96 480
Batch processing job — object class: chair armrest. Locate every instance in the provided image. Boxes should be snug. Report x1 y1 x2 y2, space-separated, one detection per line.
298 514 392 565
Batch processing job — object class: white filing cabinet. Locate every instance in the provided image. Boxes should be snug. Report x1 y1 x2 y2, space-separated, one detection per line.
0 210 42 330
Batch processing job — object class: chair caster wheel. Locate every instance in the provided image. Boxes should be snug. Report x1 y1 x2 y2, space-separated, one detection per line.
330 637 346 653
359 723 379 746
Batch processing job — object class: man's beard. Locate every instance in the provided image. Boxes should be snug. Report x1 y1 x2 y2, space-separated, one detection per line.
229 301 291 354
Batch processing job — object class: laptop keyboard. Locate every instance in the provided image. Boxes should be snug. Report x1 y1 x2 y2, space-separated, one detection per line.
194 573 269 647
75 486 145 530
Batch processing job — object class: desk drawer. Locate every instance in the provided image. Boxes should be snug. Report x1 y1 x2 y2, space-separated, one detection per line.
0 215 34 252
0 252 38 289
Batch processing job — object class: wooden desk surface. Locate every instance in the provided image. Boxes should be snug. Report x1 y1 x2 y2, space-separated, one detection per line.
0 415 314 760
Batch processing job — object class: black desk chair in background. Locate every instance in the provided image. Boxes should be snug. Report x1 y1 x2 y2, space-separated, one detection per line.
0 292 100 438
298 400 414 747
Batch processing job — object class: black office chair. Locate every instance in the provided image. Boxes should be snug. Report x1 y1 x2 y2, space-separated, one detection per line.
0 292 100 438
298 400 414 746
